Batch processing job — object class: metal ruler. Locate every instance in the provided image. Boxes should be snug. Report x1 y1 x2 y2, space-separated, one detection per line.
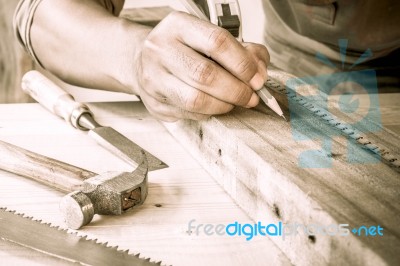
265 71 400 172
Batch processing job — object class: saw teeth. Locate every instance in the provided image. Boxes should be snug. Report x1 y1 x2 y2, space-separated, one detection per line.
0 207 163 265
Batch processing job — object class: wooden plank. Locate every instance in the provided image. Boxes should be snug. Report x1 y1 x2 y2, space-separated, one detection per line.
163 69 400 265
0 102 291 266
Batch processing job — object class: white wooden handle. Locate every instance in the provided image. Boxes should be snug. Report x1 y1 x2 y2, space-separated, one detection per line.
21 71 91 129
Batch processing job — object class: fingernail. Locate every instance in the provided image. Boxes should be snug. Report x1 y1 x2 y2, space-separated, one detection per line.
249 72 265 90
245 92 259 108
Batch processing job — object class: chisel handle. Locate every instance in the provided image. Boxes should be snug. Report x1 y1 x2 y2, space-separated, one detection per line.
21 71 92 130
0 139 97 192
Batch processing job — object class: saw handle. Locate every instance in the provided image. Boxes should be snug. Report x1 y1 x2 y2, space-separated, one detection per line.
22 71 92 130
0 140 97 192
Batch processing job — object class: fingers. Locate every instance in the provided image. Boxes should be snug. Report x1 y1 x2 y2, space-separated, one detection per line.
142 71 235 115
243 43 270 86
140 88 211 122
158 43 258 107
161 74 236 114
136 11 272 121
243 42 270 66
167 12 265 89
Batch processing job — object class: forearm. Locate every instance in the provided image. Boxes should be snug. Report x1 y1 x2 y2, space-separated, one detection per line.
30 0 150 94
16 0 270 121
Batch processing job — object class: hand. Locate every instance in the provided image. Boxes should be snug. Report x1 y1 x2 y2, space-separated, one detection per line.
135 11 270 122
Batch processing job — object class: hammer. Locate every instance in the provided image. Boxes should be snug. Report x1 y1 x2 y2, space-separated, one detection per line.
0 139 148 229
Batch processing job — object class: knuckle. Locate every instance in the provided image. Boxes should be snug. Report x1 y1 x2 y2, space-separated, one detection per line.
236 57 257 79
247 43 270 64
142 38 154 51
247 42 263 52
190 61 216 85
141 39 162 63
208 28 231 53
185 91 206 112
140 68 152 85
230 85 252 105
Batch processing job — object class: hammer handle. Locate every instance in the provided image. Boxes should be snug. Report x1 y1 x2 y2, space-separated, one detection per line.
0 140 97 192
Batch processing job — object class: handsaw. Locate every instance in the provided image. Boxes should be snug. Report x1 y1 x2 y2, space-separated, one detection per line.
0 208 162 265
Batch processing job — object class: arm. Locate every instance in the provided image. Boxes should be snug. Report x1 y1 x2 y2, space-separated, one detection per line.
15 0 270 121
26 0 143 94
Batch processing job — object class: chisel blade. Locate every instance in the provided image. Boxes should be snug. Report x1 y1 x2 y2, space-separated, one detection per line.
88 126 168 171
21 71 168 172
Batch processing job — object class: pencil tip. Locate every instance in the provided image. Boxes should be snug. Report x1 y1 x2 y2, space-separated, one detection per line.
282 115 287 121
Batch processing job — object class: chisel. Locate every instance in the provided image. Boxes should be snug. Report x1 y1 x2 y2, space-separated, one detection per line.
21 70 167 171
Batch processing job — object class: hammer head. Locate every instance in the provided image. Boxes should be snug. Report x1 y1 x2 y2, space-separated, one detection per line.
60 158 148 229
83 169 148 215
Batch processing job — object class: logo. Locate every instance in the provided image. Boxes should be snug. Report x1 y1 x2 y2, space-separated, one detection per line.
286 39 382 168
186 219 384 241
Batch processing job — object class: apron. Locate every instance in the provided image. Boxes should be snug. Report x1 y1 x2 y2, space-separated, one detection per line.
262 0 400 91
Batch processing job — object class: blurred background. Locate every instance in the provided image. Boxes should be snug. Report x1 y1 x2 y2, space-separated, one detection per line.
1 0 35 103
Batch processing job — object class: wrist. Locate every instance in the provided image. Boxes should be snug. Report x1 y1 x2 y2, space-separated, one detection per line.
114 19 152 96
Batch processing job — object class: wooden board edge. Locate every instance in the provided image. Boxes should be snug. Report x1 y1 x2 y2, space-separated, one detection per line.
163 118 396 266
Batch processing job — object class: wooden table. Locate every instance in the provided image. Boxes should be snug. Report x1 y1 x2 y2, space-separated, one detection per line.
163 78 400 266
1 2 398 264
0 81 399 266
0 92 291 265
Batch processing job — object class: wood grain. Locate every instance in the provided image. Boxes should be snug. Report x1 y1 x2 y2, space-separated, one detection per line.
0 139 96 192
163 70 400 266
0 102 292 266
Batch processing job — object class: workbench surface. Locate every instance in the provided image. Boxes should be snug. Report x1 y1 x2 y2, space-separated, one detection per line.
2 1 398 265
0 95 291 266
1 84 399 266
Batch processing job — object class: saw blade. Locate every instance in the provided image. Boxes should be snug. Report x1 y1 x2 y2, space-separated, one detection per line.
0 208 161 265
